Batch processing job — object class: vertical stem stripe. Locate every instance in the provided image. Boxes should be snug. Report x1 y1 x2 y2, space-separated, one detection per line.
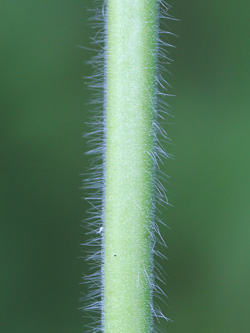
104 0 158 331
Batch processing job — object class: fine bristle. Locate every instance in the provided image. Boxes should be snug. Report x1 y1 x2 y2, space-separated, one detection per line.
81 1 175 331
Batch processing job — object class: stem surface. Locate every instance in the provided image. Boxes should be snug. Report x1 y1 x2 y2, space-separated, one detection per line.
104 0 158 331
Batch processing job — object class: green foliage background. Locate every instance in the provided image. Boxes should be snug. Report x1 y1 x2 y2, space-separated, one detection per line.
1 1 249 332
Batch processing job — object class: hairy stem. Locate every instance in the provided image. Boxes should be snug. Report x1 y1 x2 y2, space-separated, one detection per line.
104 0 158 331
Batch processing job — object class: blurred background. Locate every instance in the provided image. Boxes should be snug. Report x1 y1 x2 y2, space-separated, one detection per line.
1 0 249 332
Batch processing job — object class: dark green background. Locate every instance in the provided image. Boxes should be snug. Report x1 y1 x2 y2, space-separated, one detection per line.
1 1 249 332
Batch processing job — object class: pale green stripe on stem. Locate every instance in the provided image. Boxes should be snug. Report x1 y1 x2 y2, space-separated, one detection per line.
104 0 158 331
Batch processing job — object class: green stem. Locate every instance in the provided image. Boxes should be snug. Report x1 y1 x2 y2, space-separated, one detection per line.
104 0 158 331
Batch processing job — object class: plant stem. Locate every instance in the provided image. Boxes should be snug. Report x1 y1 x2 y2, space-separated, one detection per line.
104 0 158 331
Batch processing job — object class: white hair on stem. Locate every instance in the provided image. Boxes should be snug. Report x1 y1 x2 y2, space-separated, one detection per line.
81 0 176 331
